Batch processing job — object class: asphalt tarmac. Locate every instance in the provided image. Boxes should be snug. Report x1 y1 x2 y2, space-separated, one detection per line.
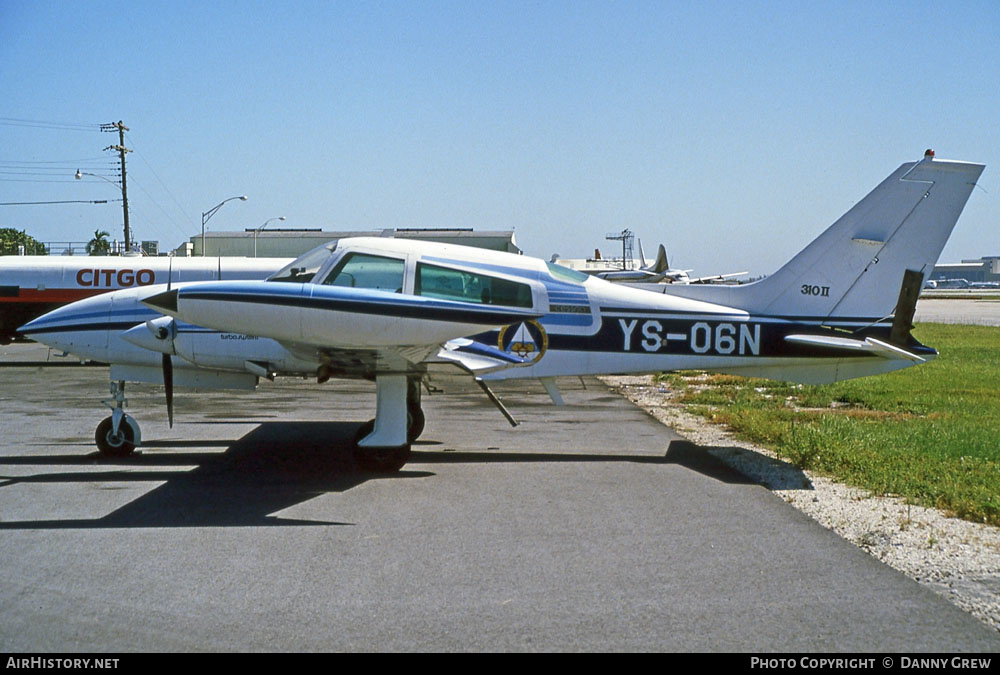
914 296 1000 326
1 342 998 652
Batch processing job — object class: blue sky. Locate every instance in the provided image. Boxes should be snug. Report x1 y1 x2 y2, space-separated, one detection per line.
2 0 997 275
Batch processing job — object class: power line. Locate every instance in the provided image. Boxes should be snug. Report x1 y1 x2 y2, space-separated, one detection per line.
0 177 98 184
0 169 119 177
5 119 197 246
1 199 121 206
124 130 194 231
0 117 102 132
0 157 110 166
126 174 191 241
0 167 115 173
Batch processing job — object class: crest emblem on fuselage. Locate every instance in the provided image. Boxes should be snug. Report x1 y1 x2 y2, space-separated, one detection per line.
498 319 548 364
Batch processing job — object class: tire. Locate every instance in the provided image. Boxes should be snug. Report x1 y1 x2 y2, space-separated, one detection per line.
95 416 136 457
352 419 411 472
407 405 425 443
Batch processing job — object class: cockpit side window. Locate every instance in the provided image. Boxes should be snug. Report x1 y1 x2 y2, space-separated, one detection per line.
415 263 533 308
268 243 336 283
321 253 406 292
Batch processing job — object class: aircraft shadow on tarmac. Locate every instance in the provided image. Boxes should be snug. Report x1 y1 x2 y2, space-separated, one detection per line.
0 421 809 530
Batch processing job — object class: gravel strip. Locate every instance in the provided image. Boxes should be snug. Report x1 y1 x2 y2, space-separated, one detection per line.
602 374 1000 633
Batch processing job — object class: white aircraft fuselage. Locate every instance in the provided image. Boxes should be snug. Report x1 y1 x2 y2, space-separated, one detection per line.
17 152 985 469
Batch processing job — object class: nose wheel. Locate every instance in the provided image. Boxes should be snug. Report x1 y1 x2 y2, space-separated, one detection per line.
95 415 138 457
95 380 142 457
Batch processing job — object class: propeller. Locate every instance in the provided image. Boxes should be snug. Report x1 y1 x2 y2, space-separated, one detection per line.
162 352 174 427
121 315 177 426
144 316 177 427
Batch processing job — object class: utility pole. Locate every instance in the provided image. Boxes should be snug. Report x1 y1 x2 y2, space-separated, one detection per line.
101 121 131 252
605 229 634 270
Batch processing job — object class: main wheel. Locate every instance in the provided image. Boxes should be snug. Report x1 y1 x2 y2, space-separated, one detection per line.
95 416 136 457
352 419 411 472
407 404 425 443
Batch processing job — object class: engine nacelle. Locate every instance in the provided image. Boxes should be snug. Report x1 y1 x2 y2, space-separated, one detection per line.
170 329 316 376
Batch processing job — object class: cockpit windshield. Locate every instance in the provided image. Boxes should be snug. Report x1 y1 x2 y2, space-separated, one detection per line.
267 242 338 283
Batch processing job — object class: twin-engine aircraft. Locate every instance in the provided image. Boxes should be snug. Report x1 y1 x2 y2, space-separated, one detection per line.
20 152 984 471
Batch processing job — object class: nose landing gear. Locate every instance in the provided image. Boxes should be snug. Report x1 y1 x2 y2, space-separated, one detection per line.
95 380 141 457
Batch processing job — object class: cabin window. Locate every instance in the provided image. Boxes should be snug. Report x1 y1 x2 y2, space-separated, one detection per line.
545 261 590 284
415 263 533 308
321 253 405 292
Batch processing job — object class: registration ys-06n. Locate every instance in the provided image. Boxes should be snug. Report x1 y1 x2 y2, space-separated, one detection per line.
21 151 984 471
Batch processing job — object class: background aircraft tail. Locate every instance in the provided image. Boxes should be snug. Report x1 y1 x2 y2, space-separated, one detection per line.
645 244 669 274
662 151 984 325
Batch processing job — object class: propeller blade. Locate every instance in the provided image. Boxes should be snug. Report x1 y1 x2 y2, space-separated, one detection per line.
162 353 174 428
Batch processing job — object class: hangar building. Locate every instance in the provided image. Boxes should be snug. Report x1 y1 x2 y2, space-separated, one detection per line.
931 256 1000 284
179 228 520 258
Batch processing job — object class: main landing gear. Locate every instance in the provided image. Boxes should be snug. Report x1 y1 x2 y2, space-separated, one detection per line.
95 380 141 457
88 375 426 469
352 375 425 472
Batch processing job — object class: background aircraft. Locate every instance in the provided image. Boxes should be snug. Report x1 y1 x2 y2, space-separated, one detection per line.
21 151 984 472
0 255 289 344
552 238 747 285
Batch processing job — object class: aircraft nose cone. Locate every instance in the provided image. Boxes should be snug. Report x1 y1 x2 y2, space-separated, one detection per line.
17 315 43 336
17 301 78 338
143 289 178 314
16 302 92 354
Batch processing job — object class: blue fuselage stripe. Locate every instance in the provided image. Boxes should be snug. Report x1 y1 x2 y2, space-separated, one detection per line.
181 290 540 325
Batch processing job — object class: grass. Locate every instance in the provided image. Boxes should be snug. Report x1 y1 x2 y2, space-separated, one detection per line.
665 323 1000 526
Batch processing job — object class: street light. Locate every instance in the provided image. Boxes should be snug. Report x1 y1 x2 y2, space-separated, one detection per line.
76 170 131 253
201 195 248 256
254 216 286 257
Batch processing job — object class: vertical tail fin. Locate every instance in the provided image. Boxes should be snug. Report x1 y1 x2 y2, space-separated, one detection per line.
647 244 669 274
663 152 984 324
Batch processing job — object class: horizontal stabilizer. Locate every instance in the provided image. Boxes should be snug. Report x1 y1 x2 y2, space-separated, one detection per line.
784 334 925 362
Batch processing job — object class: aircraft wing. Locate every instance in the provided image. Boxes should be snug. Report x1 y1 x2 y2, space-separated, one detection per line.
595 269 667 283
288 336 542 381
688 271 749 284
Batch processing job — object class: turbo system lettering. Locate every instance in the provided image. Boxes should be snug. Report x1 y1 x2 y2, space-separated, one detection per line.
76 269 155 288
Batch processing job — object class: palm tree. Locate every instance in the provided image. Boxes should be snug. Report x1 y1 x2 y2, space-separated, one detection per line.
86 230 111 256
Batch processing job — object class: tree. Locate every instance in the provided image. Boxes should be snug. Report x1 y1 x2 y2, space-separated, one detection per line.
86 229 111 256
0 228 47 255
